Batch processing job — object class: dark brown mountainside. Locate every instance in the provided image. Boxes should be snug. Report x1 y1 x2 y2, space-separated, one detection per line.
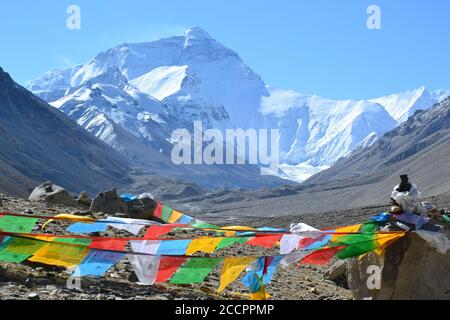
0 67 132 196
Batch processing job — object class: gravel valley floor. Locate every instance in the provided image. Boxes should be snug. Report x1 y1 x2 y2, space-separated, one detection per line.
1 192 449 300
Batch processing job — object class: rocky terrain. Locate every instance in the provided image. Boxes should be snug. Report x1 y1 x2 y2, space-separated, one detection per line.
2 186 448 301
0 193 357 301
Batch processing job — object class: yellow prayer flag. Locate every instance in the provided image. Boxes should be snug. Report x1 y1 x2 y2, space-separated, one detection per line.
248 286 271 300
331 224 362 242
374 233 405 255
168 210 184 224
218 257 256 293
220 226 256 237
28 241 90 268
186 237 223 255
42 214 95 230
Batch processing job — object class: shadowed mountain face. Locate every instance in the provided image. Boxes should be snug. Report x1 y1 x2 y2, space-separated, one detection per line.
305 96 450 205
0 67 132 196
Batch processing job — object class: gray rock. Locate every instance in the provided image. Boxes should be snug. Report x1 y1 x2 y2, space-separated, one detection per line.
125 197 157 220
27 292 40 300
90 188 128 215
324 260 348 288
309 287 319 294
346 232 450 300
28 182 78 207
77 191 91 210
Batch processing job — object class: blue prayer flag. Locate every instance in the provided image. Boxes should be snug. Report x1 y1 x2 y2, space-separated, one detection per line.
67 222 108 234
156 240 191 256
74 250 124 276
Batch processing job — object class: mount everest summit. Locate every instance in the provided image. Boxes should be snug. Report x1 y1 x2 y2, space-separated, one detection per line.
28 27 450 185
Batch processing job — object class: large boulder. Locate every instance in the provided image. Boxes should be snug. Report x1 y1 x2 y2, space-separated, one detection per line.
77 191 91 210
90 188 128 215
28 182 78 207
324 260 348 288
346 232 450 300
125 196 157 220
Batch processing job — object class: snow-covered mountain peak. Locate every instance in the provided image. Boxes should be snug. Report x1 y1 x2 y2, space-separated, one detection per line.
28 27 450 185
184 27 213 41
130 65 188 101
71 66 129 91
369 86 449 124
260 87 310 117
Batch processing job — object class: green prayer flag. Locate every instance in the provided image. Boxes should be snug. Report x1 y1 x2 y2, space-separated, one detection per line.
216 237 250 251
0 216 39 233
334 233 377 259
161 206 173 222
2 237 47 255
361 222 379 234
0 251 30 263
0 236 30 263
191 222 220 229
55 237 92 246
169 258 222 284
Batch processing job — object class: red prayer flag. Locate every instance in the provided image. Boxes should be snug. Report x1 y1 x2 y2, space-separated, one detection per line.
156 257 187 283
246 234 283 248
263 257 273 275
89 238 128 251
143 224 187 239
153 203 163 219
300 246 346 266
298 237 318 249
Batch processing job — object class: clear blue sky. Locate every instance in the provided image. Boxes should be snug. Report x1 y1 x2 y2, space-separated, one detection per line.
1 0 449 100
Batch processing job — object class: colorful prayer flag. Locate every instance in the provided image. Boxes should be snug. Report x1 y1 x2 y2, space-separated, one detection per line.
129 240 161 255
0 215 38 233
153 203 163 219
75 250 124 276
186 237 223 255
0 236 29 263
156 239 191 256
67 222 108 234
127 254 160 285
216 237 250 251
156 257 187 283
300 246 346 265
144 224 185 239
246 234 283 249
168 210 184 224
28 237 91 268
218 257 256 292
89 238 129 251
178 215 194 224
169 258 221 284
161 206 173 222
